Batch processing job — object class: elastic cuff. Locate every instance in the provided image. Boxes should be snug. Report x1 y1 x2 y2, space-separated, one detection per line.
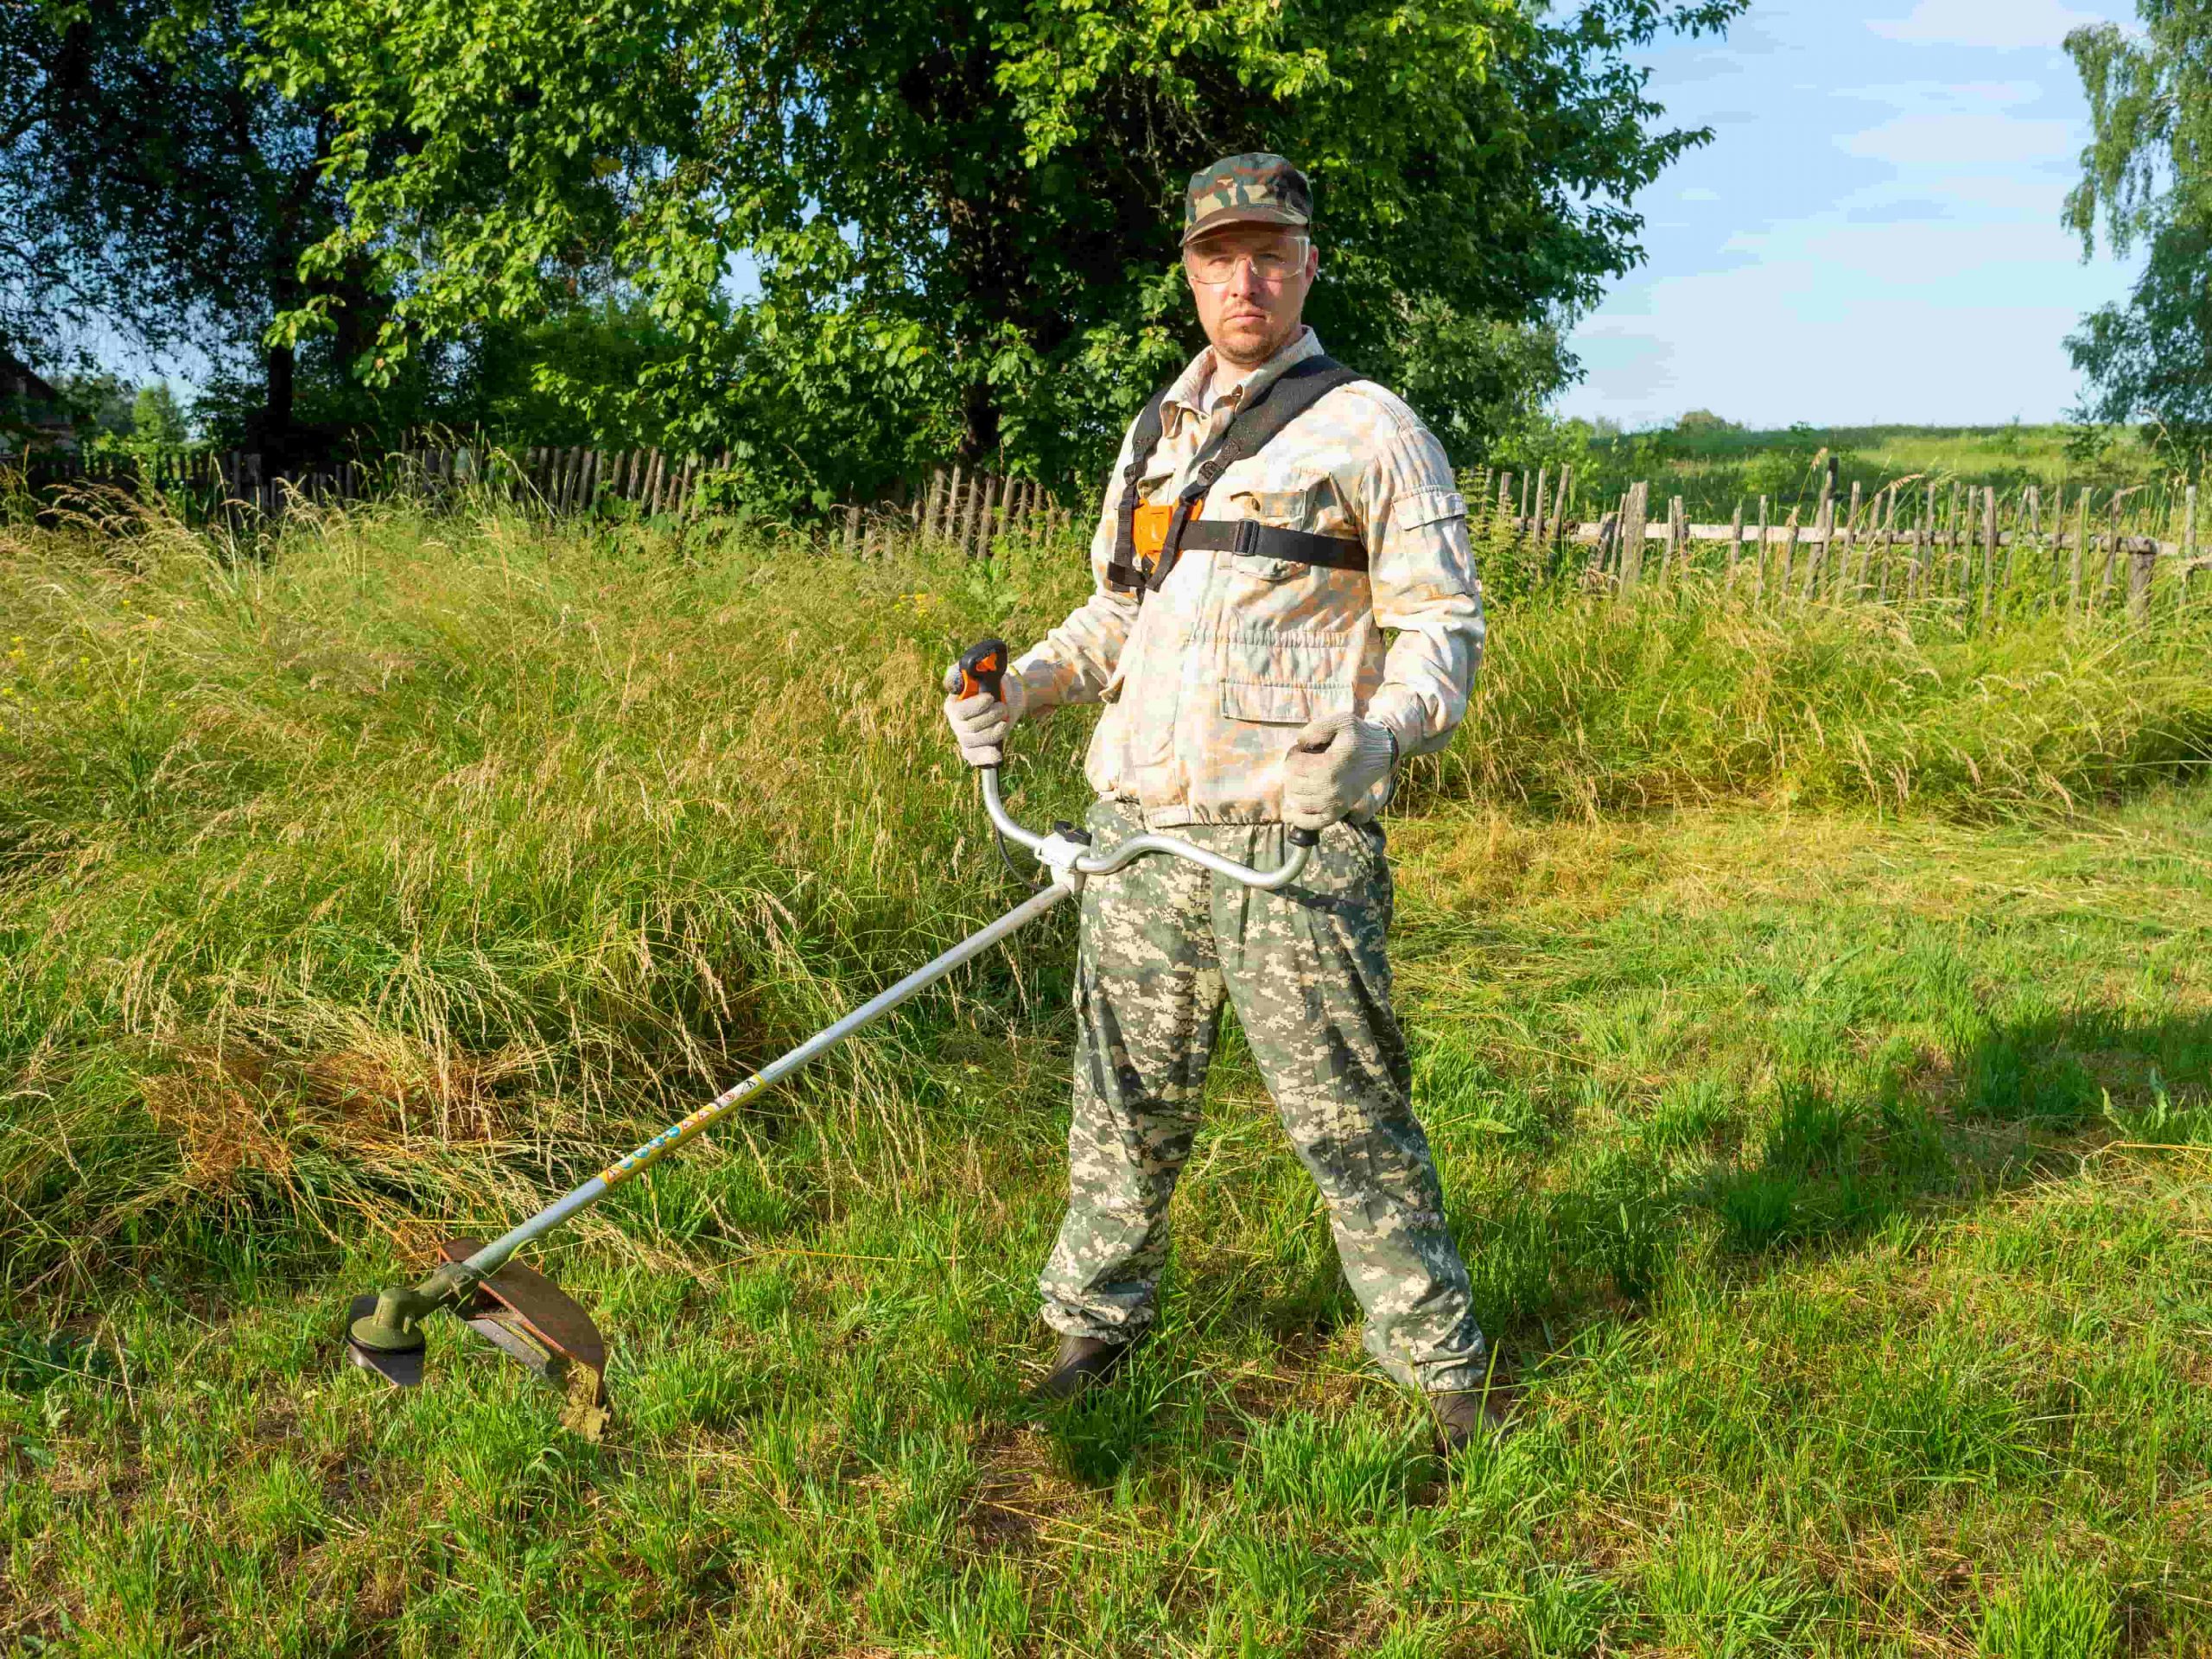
1040 1303 1153 1343
1011 654 1065 716
1365 684 1428 759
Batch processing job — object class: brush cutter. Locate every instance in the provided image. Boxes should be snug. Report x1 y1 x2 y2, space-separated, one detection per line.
344 638 1316 1415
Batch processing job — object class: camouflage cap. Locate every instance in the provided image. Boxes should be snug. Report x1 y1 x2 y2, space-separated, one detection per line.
1182 153 1312 245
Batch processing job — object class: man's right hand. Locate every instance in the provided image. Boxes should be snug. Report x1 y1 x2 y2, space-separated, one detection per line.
942 661 1030 767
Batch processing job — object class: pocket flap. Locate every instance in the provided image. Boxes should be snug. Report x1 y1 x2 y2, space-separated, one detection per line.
1391 487 1466 531
1218 681 1356 725
1230 488 1312 524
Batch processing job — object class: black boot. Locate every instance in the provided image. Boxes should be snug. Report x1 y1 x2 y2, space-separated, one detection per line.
1430 1382 1513 1454
1027 1332 1135 1405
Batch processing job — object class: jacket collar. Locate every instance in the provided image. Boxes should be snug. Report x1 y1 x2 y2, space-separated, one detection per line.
1161 327 1324 431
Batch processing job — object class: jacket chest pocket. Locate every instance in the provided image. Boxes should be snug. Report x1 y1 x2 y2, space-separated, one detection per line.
1218 680 1355 725
1225 468 1348 531
1214 633 1356 724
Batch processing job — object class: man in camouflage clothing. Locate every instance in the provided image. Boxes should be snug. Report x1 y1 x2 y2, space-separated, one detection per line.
942 154 1500 1449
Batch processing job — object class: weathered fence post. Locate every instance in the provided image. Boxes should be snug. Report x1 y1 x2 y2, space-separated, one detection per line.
2129 535 2156 621
1809 467 1834 598
2098 490 2126 611
1835 481 1857 596
1549 467 1573 573
1980 486 1998 622
2071 489 2088 613
1911 484 1932 603
1753 496 1770 602
936 466 959 540
1942 480 1961 596
2185 484 2200 607
1619 480 1648 592
956 470 979 551
967 473 992 557
922 467 944 537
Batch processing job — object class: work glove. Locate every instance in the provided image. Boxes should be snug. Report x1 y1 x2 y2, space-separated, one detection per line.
941 660 1030 767
1281 712 1397 831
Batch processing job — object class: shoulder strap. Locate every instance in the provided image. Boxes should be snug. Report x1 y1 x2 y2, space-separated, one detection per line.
1185 356 1363 502
1153 355 1364 586
1107 385 1175 593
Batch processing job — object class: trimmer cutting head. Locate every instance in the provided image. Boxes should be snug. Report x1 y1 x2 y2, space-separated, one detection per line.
344 1293 428 1387
344 1238 608 1421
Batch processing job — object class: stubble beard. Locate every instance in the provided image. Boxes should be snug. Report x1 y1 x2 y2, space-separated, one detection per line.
1214 314 1299 372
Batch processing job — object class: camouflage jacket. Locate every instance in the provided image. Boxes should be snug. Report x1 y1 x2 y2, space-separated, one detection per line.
1012 327 1484 827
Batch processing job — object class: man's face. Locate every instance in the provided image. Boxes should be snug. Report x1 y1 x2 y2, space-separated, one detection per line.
1183 224 1319 371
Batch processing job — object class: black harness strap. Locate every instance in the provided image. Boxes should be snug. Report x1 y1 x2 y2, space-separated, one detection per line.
1107 354 1368 596
1106 385 1174 593
1169 518 1370 572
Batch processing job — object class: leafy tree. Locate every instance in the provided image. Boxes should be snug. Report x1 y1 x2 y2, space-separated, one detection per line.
1676 409 1740 434
0 0 394 462
130 383 189 448
2064 7 2212 440
258 0 1746 505
0 16 91 374
55 373 138 441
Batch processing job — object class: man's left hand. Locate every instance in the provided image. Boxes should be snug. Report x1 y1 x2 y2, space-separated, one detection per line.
1282 713 1396 830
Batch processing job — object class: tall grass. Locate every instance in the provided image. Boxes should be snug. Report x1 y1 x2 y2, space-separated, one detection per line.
0 498 1088 1290
5 499 2210 1292
1445 591 2212 817
8 497 2212 1654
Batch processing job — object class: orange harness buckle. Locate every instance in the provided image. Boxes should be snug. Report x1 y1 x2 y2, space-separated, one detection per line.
1131 501 1177 568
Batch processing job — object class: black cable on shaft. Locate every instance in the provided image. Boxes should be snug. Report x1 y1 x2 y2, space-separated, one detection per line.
995 824 1046 890
982 767 1046 890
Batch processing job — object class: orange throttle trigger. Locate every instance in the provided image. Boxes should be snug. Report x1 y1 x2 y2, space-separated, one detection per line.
958 638 1009 702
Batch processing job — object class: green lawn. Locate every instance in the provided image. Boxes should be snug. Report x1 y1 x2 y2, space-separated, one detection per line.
3 505 2210 1656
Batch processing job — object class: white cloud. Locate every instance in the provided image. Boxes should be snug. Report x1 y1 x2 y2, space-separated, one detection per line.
1869 0 2100 51
1839 112 2075 168
1839 79 2045 113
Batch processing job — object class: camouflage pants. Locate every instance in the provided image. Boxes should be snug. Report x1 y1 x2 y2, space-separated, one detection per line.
1037 799 1486 1395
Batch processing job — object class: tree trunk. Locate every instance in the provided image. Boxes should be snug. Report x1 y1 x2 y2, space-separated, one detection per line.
957 378 1001 466
264 340 296 466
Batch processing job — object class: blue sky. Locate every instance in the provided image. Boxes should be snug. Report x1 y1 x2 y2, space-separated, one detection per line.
1556 0 2146 430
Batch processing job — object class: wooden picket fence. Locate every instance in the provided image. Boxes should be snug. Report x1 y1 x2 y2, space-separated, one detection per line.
5 445 1074 555
10 443 729 521
24 441 2196 623
9 448 369 518
500 445 721 517
1465 462 2212 624
836 463 1073 557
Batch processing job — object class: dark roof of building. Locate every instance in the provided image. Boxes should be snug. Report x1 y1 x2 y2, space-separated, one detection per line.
0 349 67 419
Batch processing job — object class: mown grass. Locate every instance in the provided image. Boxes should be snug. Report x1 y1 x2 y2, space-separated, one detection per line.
3 499 2212 1655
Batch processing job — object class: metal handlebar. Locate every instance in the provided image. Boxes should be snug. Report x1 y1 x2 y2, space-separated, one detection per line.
979 767 1313 891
